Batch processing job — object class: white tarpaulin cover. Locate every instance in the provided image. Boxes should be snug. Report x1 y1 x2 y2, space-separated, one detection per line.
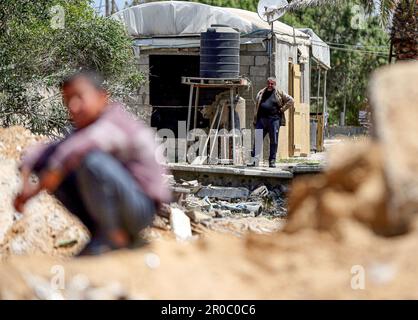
298 28 331 69
112 1 309 44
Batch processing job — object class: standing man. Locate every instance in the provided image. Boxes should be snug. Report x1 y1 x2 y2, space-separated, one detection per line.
251 77 294 168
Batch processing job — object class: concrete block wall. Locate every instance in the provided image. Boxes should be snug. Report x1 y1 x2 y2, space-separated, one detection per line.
238 42 270 129
135 53 152 124
238 42 275 162
133 41 309 160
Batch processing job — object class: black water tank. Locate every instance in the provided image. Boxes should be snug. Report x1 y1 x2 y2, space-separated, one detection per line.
200 25 240 79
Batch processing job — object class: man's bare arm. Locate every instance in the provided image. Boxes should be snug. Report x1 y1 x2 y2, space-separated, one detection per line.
14 168 64 213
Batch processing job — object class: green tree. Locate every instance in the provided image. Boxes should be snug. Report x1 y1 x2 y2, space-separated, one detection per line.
186 0 416 61
286 0 417 61
184 0 390 125
0 0 143 135
282 1 389 125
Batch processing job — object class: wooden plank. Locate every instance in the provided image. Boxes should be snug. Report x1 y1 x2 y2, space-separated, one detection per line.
289 64 310 157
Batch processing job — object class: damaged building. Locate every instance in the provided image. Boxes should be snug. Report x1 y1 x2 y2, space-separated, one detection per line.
113 1 331 161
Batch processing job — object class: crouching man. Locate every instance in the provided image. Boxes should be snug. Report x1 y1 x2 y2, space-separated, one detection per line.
14 71 171 255
251 77 294 168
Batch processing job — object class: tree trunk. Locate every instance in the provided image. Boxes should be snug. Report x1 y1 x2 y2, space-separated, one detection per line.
390 0 418 61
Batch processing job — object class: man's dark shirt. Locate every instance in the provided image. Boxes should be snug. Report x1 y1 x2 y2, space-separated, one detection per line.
257 90 280 120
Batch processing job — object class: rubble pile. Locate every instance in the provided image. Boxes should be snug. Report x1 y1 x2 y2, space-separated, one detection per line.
0 63 417 299
152 179 287 239
0 127 89 260
173 180 287 217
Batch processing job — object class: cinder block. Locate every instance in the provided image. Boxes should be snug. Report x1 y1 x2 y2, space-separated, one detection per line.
255 56 270 66
250 66 268 77
245 43 267 52
240 55 255 66
141 93 149 106
240 65 250 76
250 67 267 77
254 76 268 84
139 64 149 73
139 84 149 95
138 54 149 65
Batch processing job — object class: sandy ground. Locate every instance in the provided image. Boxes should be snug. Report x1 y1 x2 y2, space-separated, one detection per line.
0 126 417 300
1 217 418 300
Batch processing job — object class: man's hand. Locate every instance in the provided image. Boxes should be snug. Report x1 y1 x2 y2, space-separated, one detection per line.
39 169 64 193
14 192 29 213
14 187 40 213
13 168 64 213
14 176 41 213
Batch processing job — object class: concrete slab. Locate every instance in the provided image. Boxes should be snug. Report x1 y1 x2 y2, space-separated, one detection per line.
165 161 324 189
166 163 294 179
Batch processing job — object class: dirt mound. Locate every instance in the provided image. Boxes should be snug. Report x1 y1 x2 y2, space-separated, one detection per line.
0 127 89 260
1 216 418 299
285 63 418 238
0 126 44 161
285 139 406 236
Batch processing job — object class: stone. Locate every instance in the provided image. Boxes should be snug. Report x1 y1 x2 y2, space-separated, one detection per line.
250 185 269 198
370 62 418 227
216 201 262 215
170 207 193 241
196 186 249 200
185 210 212 223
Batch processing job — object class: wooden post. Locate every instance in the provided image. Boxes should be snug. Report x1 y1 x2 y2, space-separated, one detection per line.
321 70 327 151
194 87 199 130
187 85 194 134
230 88 236 164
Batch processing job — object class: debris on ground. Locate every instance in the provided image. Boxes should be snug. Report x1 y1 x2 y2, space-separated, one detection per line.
0 126 284 261
0 62 417 300
196 186 249 201
169 207 193 241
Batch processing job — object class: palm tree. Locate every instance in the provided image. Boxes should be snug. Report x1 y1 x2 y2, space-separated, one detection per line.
286 0 417 61
390 0 417 60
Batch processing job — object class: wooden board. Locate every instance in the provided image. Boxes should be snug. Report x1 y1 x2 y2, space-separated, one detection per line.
285 63 310 158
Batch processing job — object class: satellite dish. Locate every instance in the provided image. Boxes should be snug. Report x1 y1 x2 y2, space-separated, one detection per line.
257 0 289 23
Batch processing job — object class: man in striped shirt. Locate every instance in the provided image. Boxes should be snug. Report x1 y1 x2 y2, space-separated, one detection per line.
14 71 171 255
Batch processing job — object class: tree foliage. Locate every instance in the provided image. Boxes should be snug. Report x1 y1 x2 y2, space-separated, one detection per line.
187 0 389 125
281 1 389 125
0 0 143 135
